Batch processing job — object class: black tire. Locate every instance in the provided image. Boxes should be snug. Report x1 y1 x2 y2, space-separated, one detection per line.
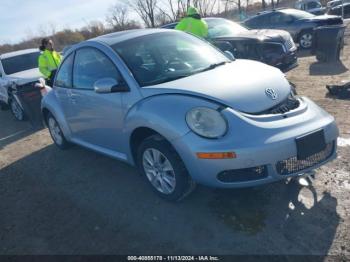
9 99 26 121
137 135 196 201
46 113 71 149
298 31 313 49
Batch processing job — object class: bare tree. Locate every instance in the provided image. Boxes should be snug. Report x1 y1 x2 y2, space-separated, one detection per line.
158 0 187 22
221 0 243 17
106 3 130 29
193 0 218 16
129 0 159 27
80 21 106 39
106 2 141 31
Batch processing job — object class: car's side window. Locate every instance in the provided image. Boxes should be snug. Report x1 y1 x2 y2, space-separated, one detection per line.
55 53 74 88
73 47 122 90
269 13 281 24
273 13 294 24
257 14 269 26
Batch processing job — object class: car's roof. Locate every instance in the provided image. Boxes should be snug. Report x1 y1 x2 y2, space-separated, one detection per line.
90 29 174 46
0 48 40 59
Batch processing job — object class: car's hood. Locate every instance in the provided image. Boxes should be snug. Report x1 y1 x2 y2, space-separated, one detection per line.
6 68 42 86
141 60 291 114
229 29 292 43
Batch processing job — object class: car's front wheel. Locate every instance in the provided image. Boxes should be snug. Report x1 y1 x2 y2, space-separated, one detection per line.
10 99 25 121
137 135 196 201
47 113 70 149
299 31 313 49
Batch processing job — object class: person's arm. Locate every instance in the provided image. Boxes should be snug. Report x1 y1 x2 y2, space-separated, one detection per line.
175 19 187 31
56 51 62 64
38 55 51 78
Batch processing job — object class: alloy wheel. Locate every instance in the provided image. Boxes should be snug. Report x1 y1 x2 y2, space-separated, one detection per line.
10 99 24 121
48 117 63 146
300 33 313 49
142 148 176 194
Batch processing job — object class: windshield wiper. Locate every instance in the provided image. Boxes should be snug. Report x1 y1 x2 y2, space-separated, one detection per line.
197 61 230 73
145 74 192 86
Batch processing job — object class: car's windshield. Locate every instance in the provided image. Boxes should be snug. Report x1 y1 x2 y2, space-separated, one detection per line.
112 32 230 87
281 9 315 19
206 18 248 38
1 52 40 75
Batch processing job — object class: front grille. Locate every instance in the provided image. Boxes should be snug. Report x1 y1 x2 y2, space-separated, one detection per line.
256 93 300 115
217 166 268 183
284 38 295 51
276 142 334 176
268 94 300 114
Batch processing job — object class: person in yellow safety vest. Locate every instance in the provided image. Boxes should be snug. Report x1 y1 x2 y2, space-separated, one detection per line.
175 7 208 38
38 38 61 86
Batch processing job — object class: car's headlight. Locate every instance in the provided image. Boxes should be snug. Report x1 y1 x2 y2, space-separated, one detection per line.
186 107 227 138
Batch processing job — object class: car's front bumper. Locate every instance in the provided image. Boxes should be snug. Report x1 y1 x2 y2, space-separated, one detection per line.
275 51 298 72
171 97 338 188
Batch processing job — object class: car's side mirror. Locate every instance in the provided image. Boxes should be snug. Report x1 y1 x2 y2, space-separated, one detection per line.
94 78 129 94
224 51 235 61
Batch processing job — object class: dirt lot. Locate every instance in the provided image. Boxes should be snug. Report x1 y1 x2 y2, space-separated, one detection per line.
0 34 349 257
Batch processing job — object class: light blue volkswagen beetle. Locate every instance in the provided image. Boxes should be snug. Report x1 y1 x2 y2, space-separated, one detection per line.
42 29 338 201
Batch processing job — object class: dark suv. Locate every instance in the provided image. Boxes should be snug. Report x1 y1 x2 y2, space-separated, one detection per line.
243 8 343 49
163 17 298 72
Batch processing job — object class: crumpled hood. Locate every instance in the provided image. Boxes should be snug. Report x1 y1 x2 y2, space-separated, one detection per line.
6 68 42 86
141 60 291 114
241 29 292 42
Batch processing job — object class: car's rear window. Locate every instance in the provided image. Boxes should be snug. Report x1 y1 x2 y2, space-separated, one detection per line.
1 52 40 75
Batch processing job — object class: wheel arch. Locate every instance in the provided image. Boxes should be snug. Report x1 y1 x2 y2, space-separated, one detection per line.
129 127 165 165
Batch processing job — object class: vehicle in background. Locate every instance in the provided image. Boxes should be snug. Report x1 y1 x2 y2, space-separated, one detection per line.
61 45 72 56
243 9 343 49
295 0 326 15
42 29 338 201
162 17 298 72
328 3 350 18
327 0 350 10
0 49 42 120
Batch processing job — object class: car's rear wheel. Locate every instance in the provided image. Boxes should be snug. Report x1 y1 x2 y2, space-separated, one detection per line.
47 113 70 149
137 135 196 201
10 99 25 121
299 31 313 49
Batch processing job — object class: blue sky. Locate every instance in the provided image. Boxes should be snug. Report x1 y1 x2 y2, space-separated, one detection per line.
0 0 120 44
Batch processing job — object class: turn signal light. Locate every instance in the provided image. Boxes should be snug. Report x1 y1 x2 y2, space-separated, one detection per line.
196 152 236 159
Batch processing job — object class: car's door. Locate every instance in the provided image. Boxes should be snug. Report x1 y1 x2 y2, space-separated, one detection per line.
269 12 294 30
66 47 128 153
54 52 75 122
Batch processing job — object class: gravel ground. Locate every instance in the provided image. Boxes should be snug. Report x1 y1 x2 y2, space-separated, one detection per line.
0 35 349 257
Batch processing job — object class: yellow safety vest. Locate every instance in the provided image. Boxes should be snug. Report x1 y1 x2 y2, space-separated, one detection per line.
38 49 61 78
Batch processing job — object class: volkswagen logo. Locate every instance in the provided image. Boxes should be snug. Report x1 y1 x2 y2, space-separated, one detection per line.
265 88 278 100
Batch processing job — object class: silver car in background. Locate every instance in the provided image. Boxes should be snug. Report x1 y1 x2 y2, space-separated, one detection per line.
42 29 338 201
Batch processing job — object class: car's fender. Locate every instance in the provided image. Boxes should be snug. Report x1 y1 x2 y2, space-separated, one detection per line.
123 94 223 161
41 90 72 140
